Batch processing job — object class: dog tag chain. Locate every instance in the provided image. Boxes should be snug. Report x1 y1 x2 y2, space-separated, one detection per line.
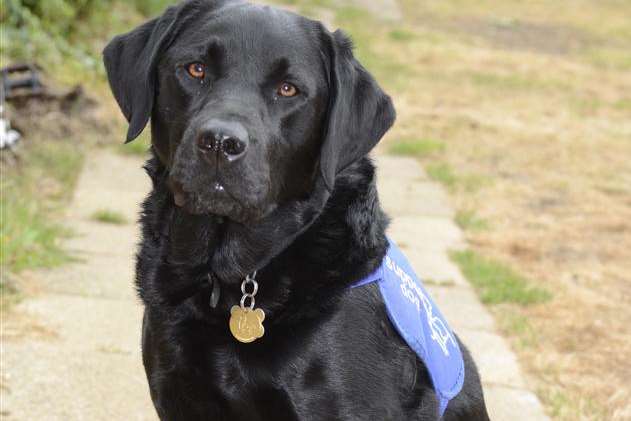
229 271 266 343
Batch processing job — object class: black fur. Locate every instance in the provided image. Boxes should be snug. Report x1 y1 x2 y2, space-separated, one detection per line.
104 1 490 419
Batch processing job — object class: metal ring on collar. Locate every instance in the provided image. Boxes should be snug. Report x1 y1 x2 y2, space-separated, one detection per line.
240 294 255 310
241 279 258 296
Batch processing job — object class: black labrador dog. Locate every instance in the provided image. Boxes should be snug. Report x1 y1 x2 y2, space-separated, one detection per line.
104 1 490 419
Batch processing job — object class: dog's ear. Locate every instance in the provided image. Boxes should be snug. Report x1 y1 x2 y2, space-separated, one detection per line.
103 5 186 143
319 30 396 191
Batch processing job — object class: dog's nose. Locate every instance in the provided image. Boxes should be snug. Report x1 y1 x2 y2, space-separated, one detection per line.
196 120 249 161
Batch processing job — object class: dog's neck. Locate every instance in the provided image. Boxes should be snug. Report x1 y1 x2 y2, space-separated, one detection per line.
137 152 388 325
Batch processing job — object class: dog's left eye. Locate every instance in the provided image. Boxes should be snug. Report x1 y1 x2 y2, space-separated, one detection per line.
186 63 206 79
277 82 298 98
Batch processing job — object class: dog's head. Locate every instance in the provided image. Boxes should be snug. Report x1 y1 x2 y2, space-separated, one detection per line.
104 0 394 224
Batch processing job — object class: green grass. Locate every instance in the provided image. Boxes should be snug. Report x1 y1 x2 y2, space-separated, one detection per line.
455 210 489 231
334 6 413 91
1 141 84 274
450 250 551 305
570 96 603 116
426 162 458 189
335 5 371 23
389 28 416 42
0 198 71 273
460 174 490 193
1 0 171 87
91 209 127 225
498 310 538 350
426 163 490 192
389 138 445 157
117 131 151 156
545 389 575 419
583 46 631 71
541 388 607 421
614 98 631 110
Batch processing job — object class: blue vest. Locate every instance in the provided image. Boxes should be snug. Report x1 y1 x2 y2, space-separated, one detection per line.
351 238 464 416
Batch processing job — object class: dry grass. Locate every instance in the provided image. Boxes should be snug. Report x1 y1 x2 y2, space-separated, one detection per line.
269 0 631 419
370 1 631 419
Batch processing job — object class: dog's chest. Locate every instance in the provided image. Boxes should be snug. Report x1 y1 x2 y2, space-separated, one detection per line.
195 348 419 421
171 304 428 421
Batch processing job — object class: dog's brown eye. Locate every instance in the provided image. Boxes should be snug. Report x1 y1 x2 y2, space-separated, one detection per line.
278 82 298 97
187 63 206 79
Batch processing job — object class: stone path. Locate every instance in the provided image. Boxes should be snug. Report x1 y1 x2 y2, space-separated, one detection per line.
376 154 549 420
1 151 155 420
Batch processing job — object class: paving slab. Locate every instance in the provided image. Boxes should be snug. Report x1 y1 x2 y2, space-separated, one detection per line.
379 178 455 218
64 220 140 256
484 385 549 421
388 216 467 252
455 328 528 389
33 253 137 300
426 285 497 330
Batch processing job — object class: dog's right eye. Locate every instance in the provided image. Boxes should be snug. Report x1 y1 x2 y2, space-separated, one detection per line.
277 82 298 98
186 63 206 79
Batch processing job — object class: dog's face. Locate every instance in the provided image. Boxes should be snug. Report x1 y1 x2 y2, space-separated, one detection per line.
104 0 395 224
156 5 329 221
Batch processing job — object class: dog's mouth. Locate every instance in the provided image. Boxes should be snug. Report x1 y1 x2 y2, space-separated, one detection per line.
168 178 270 224
170 179 224 208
